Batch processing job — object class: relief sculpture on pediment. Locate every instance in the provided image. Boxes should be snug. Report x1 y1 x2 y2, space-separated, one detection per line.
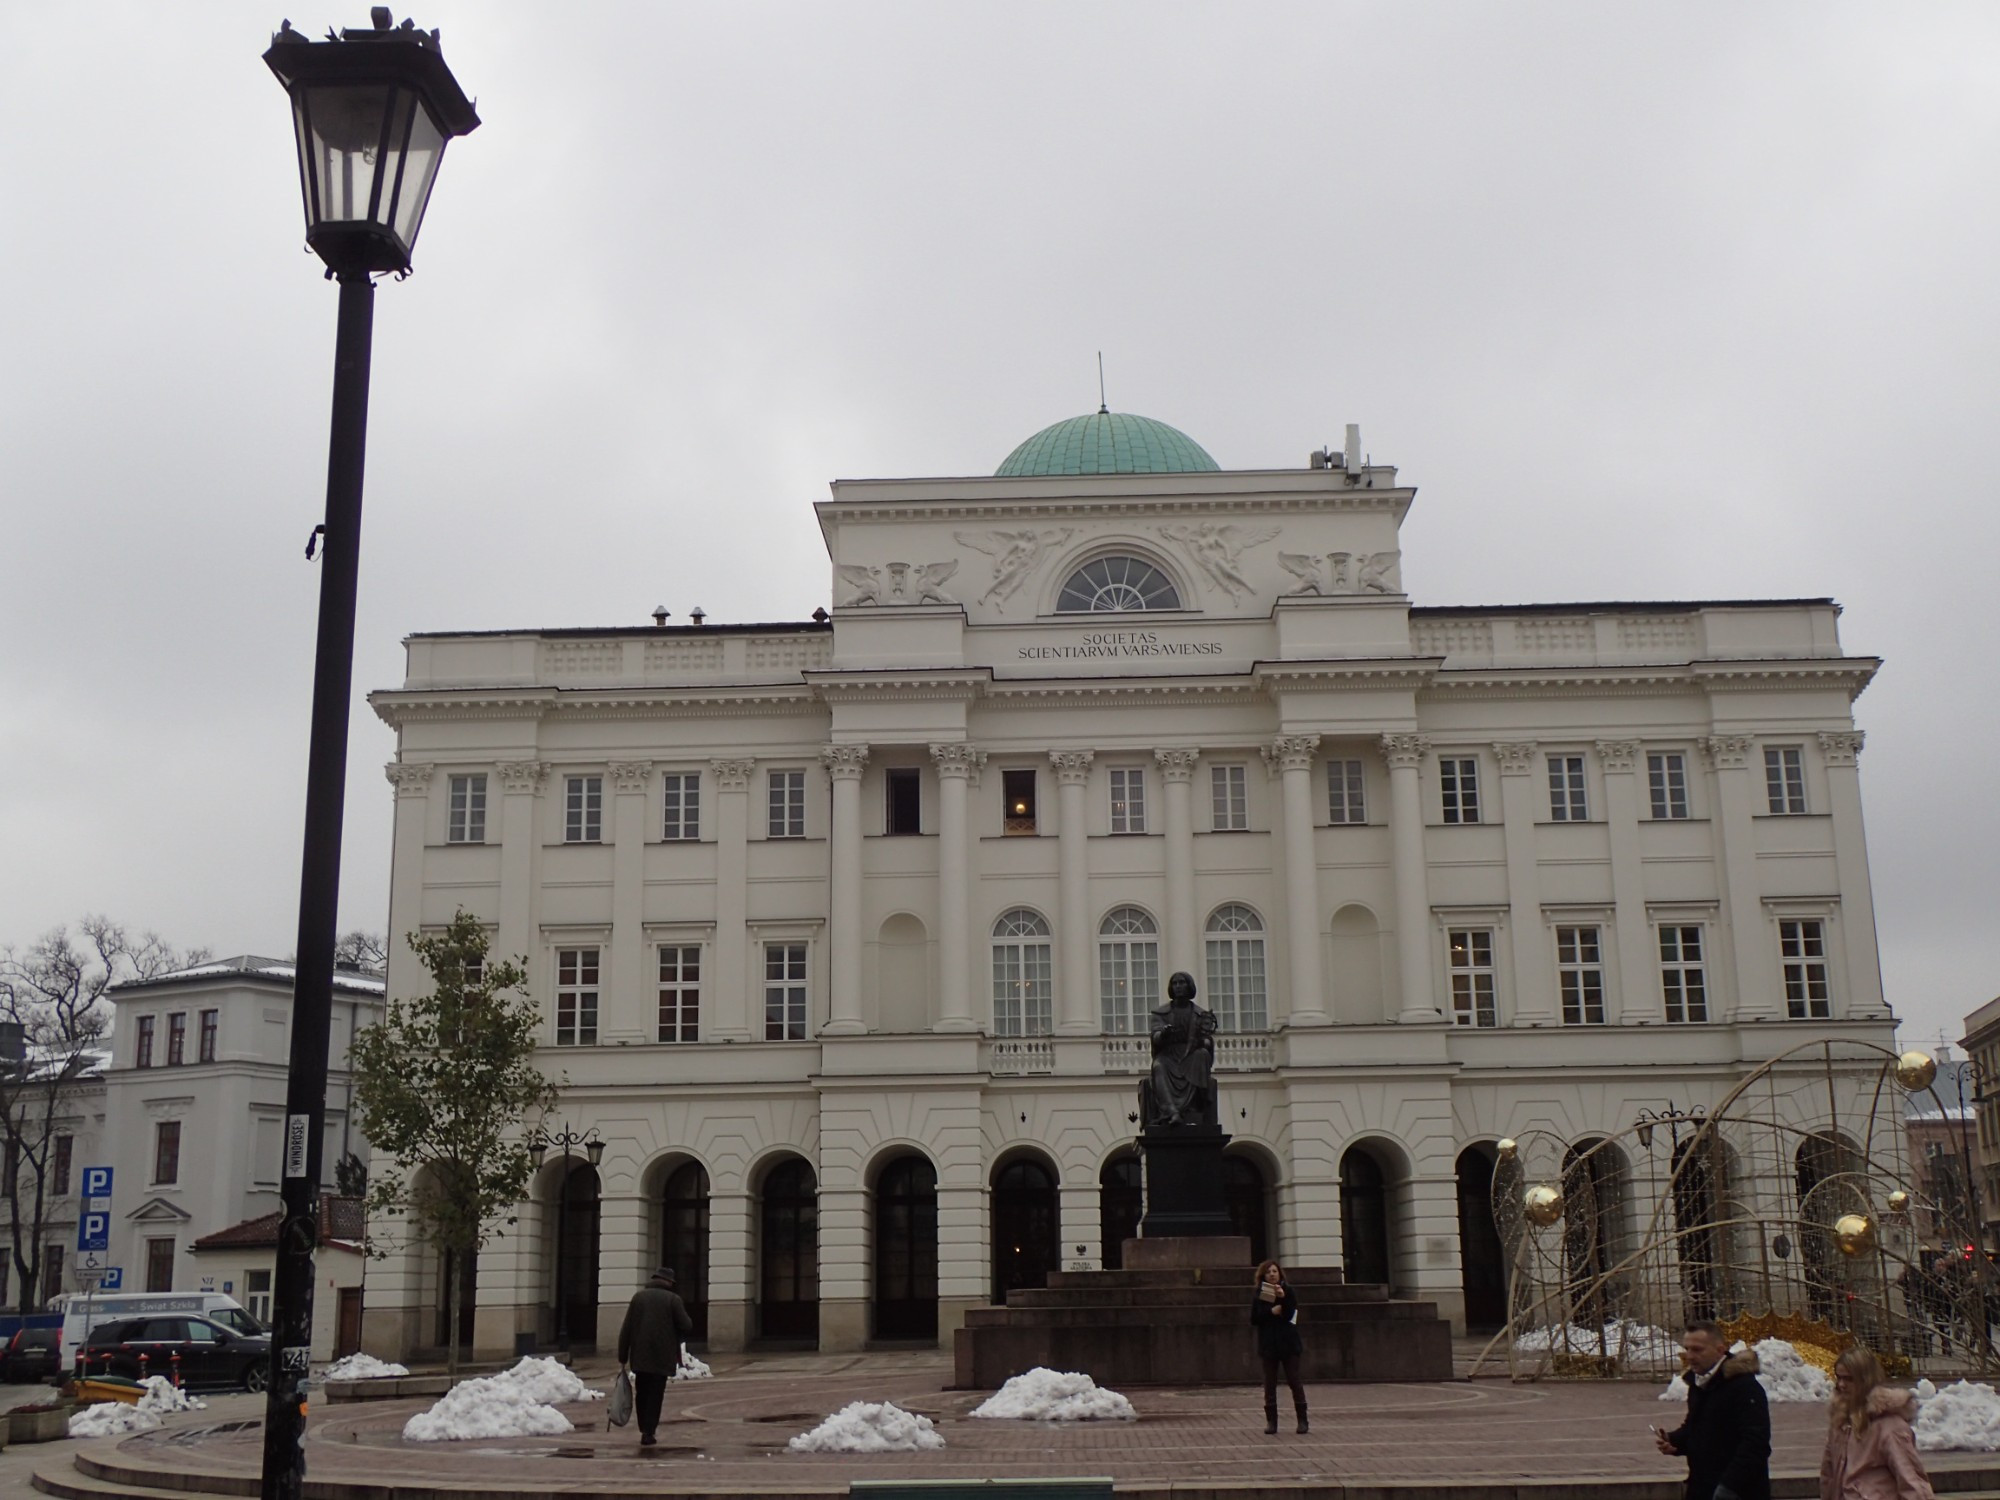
1277 548 1402 597
836 559 959 607
952 527 1077 611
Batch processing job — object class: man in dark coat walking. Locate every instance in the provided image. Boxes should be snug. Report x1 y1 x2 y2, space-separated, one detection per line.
617 1266 694 1448
1655 1320 1771 1500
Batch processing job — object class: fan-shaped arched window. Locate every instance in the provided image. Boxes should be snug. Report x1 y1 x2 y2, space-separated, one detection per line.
1056 556 1182 613
991 909 1053 1037
1097 906 1159 1035
1205 904 1267 1032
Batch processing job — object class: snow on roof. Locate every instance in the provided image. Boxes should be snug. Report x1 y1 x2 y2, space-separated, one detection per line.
111 956 385 997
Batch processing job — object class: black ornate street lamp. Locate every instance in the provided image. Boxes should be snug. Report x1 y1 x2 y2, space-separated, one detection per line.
260 14 477 1500
530 1126 605 1347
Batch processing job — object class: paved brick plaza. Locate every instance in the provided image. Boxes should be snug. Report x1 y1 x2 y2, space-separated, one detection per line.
47 1351 1995 1500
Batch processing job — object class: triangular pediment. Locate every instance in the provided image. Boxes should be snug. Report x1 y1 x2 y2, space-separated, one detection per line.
124 1197 193 1224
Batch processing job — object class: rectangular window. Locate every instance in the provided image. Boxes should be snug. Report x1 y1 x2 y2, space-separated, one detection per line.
1327 759 1366 825
1448 929 1497 1027
1659 925 1709 1023
885 768 922 835
1765 747 1807 814
51 1135 71 1196
2 1142 15 1197
136 1015 156 1069
555 948 600 1045
767 770 805 838
1547 755 1588 822
1557 926 1607 1025
1210 764 1248 831
44 1244 64 1302
199 1009 218 1063
657 946 700 1043
764 943 808 1041
1440 757 1480 824
246 1268 273 1324
1109 768 1147 834
167 1013 187 1066
447 773 487 843
144 1238 173 1295
154 1121 182 1184
564 775 603 842
1648 752 1690 820
1002 769 1038 835
662 772 700 841
1780 918 1831 1018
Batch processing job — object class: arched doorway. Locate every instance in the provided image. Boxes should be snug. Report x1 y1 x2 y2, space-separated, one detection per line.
434 1246 475 1351
1796 1133 1862 1323
661 1162 710 1343
1339 1146 1390 1286
1455 1146 1505 1331
759 1158 819 1343
1099 1153 1142 1270
991 1157 1060 1304
1223 1155 1269 1264
873 1155 938 1341
556 1163 601 1349
1672 1136 1722 1323
1562 1138 1626 1326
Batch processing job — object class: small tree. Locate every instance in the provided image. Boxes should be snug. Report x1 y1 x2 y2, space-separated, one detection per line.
350 912 555 1375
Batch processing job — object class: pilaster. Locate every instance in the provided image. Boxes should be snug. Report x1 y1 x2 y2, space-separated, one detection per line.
1596 740 1652 1025
1155 748 1201 977
1493 742 1552 1024
1264 736 1325 1025
822 745 870 1035
495 761 548 972
1703 735 1777 1020
930 744 985 1031
1818 731 1885 1016
384 763 433 992
709 758 755 1041
1051 751 1096 1035
1381 734 1438 1022
607 761 652 1043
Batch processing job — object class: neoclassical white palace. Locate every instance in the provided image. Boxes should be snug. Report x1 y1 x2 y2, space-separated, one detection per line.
363 412 1896 1360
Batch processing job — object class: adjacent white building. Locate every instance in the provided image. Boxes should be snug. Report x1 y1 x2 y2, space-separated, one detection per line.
364 411 1897 1361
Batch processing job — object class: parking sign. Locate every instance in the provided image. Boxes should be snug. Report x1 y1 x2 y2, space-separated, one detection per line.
77 1211 110 1253
99 1267 123 1290
81 1167 113 1201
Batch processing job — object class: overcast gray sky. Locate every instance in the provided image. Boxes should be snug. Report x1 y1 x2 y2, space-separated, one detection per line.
3 3 1994 1046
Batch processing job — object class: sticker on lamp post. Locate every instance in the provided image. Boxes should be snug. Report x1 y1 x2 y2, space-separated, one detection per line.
284 1116 311 1179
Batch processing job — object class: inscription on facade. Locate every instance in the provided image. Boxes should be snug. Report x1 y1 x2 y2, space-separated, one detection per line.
1017 629 1225 661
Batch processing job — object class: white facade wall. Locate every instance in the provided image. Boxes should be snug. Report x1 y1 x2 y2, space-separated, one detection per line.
365 453 1896 1358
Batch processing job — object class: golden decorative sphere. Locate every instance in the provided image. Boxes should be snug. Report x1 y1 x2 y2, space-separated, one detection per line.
1895 1051 1938 1091
1834 1213 1876 1256
1886 1190 1911 1214
1523 1184 1564 1226
1495 1137 1518 1162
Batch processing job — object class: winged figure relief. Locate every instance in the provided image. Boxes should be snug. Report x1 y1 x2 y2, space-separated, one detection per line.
1278 552 1326 595
1160 522 1280 602
835 563 883 607
1357 550 1402 594
898 559 959 605
953 528 1076 610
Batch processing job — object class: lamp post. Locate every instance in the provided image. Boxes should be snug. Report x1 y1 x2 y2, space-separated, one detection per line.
529 1126 605 1347
260 14 477 1500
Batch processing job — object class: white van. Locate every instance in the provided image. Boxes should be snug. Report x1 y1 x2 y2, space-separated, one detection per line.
53 1293 262 1371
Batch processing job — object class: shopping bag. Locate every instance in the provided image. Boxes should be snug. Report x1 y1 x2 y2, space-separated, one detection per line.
607 1369 634 1428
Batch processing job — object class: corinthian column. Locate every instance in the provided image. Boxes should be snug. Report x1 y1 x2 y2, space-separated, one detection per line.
606 761 654 1042
709 758 755 1040
1818 731 1885 1015
384 763 433 995
822 744 869 1035
1050 750 1095 1034
1703 734 1775 1020
930 743 985 1032
1264 736 1325 1026
1381 734 1439 1022
1155 748 1201 976
494 760 548 979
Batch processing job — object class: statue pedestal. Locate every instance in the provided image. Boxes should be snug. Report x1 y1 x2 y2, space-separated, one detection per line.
1140 1125 1235 1238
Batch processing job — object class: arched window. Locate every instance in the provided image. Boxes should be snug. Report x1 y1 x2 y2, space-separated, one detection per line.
1098 906 1159 1035
991 1157 1061 1303
661 1162 710 1342
759 1158 819 1343
1205 904 1267 1032
873 1155 938 1342
1562 1138 1626 1326
1339 1147 1390 1286
1056 556 1182 613
991 909 1053 1037
1099 1153 1142 1270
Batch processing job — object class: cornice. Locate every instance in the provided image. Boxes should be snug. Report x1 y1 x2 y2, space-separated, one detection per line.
804 670 992 704
370 689 557 726
983 677 1261 708
1252 658 1441 692
1692 658 1880 700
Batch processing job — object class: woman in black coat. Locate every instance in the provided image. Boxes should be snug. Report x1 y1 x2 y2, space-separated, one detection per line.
1250 1258 1307 1434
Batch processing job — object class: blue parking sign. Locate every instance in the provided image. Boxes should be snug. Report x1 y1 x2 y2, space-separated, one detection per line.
81 1166 112 1201
77 1211 110 1253
99 1267 123 1290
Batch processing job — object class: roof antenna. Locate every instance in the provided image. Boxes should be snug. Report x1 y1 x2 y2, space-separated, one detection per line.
1097 352 1108 415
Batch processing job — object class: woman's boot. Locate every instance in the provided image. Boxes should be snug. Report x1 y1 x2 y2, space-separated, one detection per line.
1294 1402 1309 1435
1263 1401 1278 1435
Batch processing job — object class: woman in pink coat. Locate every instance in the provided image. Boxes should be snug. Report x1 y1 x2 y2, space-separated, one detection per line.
1819 1347 1934 1500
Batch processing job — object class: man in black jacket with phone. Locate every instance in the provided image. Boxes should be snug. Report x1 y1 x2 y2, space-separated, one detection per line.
1655 1320 1771 1500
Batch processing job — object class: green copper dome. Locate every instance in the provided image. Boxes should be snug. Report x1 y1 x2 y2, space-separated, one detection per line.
996 409 1220 477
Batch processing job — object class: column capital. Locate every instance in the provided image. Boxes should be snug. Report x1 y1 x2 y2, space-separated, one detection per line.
1595 739 1641 774
1817 730 1865 767
821 744 870 781
1492 741 1539 776
930 743 988 782
1261 734 1320 775
1153 747 1202 782
709 757 756 790
1701 734 1754 771
496 760 550 793
607 760 654 793
1050 750 1095 785
384 761 434 798
1379 733 1429 769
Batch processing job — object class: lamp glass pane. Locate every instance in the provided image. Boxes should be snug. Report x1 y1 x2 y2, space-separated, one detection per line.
301 83 392 226
389 101 446 248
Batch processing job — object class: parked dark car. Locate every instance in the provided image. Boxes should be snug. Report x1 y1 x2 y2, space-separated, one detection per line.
79 1315 269 1392
0 1327 60 1382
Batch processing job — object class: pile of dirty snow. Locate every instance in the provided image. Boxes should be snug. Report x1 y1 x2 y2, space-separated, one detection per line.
1517 1320 1677 1364
674 1347 712 1381
70 1403 162 1439
402 1357 603 1442
138 1377 206 1413
1658 1340 1831 1404
1916 1380 2000 1452
324 1353 409 1381
971 1368 1136 1422
788 1401 945 1453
